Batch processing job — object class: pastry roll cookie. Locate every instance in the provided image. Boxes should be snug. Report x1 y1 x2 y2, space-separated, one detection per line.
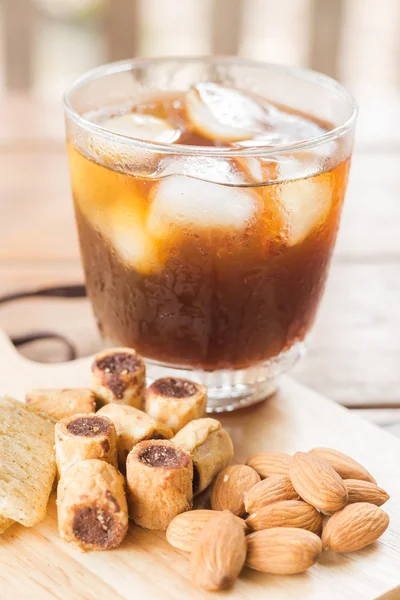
25 388 96 422
58 459 128 551
97 404 173 471
92 347 146 408
145 378 207 433
126 439 193 530
55 413 118 477
172 418 234 495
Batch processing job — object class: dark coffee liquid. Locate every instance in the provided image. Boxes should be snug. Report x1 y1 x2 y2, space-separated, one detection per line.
69 90 349 369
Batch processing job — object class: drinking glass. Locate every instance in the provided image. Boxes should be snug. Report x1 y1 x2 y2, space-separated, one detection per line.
64 57 357 412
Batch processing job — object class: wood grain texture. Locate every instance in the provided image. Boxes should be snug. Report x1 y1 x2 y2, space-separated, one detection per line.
293 262 400 407
335 153 400 260
0 330 399 599
0 150 76 261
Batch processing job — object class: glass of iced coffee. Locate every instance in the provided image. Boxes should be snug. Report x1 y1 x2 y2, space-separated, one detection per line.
64 57 356 411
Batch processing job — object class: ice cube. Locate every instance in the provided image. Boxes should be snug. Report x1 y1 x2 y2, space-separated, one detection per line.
82 113 180 178
236 104 330 155
236 131 294 148
78 182 161 275
185 83 269 142
236 156 280 184
148 175 258 236
101 113 181 144
233 108 330 184
275 155 321 182
159 155 249 185
270 108 326 144
110 220 160 273
108 204 162 274
311 140 338 160
278 177 333 246
237 152 330 187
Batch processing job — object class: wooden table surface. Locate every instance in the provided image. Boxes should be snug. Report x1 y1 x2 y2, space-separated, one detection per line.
1 96 399 434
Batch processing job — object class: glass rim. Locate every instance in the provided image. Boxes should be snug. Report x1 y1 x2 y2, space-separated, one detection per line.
63 55 358 158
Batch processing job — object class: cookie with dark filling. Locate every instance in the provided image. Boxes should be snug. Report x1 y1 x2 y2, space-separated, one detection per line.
126 439 193 530
55 413 118 477
145 377 207 434
57 459 128 551
97 404 173 472
92 347 146 408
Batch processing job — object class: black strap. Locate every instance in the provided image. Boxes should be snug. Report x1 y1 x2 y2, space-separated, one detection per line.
0 284 87 361
0 284 86 304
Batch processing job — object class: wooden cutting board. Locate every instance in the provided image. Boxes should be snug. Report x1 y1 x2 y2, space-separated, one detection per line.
0 329 399 600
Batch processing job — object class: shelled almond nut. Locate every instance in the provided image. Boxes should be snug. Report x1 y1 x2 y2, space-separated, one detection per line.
246 500 322 535
244 475 299 514
246 452 290 478
309 448 376 483
190 510 246 591
344 479 390 507
246 527 322 574
322 502 389 552
166 509 247 552
211 464 260 516
289 452 348 514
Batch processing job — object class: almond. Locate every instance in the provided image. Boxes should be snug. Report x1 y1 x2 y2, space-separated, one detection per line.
246 452 290 478
322 502 389 552
244 475 299 514
344 479 390 507
246 527 322 574
289 452 348 514
310 448 376 483
211 465 260 516
246 500 322 535
190 510 246 591
166 509 248 552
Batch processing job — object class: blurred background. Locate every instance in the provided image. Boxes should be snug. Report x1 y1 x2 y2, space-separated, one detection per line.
1 0 399 432
3 0 400 144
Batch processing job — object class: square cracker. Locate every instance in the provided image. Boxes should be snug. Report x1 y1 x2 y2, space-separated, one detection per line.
0 396 56 526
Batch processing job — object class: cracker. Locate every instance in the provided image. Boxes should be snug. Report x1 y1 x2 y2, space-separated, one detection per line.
0 396 56 526
25 388 96 422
